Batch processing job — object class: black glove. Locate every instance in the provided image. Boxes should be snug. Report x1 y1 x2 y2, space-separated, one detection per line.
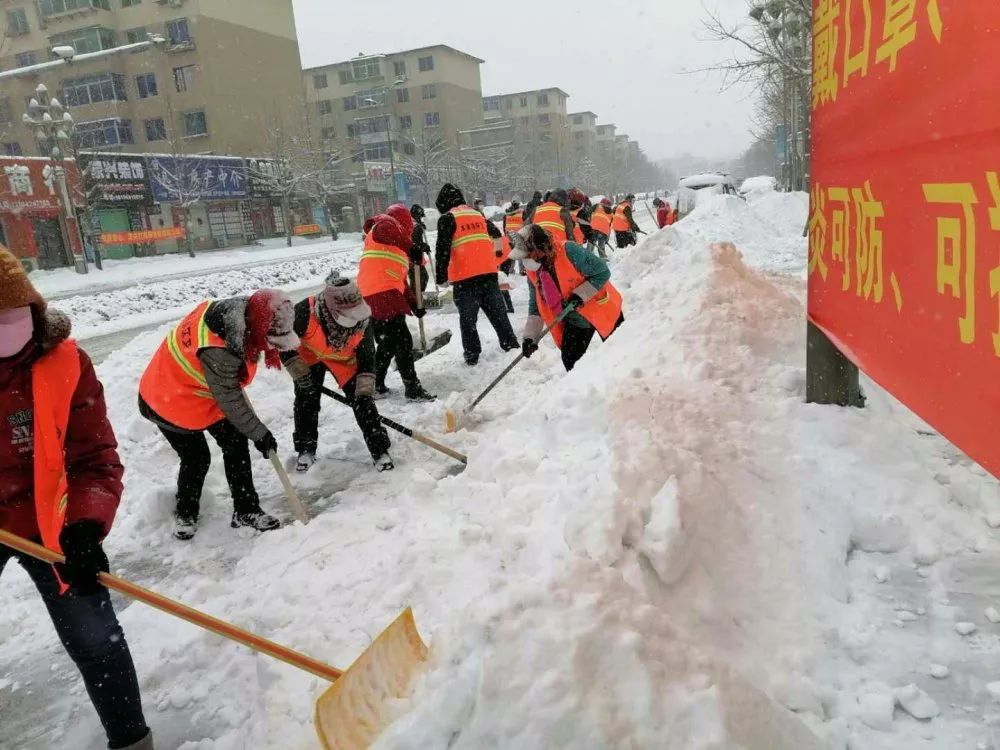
522 338 538 358
55 520 109 595
412 306 427 319
254 431 278 459
564 294 584 311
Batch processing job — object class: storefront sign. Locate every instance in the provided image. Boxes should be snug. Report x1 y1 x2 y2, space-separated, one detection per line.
293 223 321 236
0 157 82 212
245 157 284 198
100 226 186 245
809 1 1000 476
78 154 152 206
364 162 390 193
149 156 247 202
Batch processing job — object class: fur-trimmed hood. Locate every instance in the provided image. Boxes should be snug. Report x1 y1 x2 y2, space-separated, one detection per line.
38 307 72 350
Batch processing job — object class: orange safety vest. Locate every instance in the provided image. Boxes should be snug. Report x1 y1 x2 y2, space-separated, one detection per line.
569 209 586 244
357 233 409 297
139 301 258 431
448 205 496 282
505 209 524 233
590 208 612 237
612 202 632 232
527 241 623 349
532 202 569 243
32 340 82 577
297 297 365 388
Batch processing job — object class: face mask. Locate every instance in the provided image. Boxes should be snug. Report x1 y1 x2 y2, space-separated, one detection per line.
523 258 542 271
0 306 33 358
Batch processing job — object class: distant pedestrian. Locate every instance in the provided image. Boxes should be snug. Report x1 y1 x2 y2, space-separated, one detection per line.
588 198 614 258
612 194 642 248
409 204 432 292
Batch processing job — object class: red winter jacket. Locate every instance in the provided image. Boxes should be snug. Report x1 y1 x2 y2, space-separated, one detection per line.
656 206 670 229
0 310 123 542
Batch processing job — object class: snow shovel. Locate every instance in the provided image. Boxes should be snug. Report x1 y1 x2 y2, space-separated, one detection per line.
321 386 467 465
421 255 442 310
268 451 310 525
0 529 429 750
444 304 576 433
412 264 429 354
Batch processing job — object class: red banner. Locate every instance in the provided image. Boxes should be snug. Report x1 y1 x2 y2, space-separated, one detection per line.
0 157 83 213
809 2 1000 476
293 224 322 236
100 227 186 245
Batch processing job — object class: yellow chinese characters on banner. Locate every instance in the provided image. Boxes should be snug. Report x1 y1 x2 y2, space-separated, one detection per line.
813 0 943 109
922 172 1000 354
808 180 903 312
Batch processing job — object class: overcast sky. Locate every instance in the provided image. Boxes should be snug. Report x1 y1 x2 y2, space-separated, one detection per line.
291 0 757 163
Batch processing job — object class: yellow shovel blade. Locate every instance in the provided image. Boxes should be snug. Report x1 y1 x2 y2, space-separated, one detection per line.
315 608 429 750
444 408 460 433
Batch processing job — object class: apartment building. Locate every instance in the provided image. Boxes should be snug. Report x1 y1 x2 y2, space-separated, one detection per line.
479 87 571 186
303 44 485 209
0 0 307 157
615 133 630 168
594 123 616 170
568 110 597 164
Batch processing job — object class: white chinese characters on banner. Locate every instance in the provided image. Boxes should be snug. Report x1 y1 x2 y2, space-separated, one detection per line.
4 166 35 196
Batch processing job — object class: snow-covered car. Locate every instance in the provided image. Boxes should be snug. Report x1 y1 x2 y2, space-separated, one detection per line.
676 173 740 213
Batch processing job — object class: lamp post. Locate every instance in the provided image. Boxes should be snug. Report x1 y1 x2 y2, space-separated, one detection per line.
362 76 406 205
22 83 89 274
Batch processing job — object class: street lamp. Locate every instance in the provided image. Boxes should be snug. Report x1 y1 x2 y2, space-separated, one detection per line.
361 76 407 204
22 82 90 273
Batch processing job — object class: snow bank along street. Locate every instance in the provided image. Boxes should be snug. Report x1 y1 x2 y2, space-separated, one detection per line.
4 189 1000 750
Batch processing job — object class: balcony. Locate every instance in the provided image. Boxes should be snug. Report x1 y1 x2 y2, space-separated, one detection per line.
36 0 110 28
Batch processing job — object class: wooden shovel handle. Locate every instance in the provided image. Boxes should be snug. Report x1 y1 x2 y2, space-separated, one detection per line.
0 529 343 683
269 451 310 525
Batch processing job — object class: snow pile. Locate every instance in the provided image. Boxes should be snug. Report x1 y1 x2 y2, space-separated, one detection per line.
56 250 359 338
674 192 808 276
740 175 778 196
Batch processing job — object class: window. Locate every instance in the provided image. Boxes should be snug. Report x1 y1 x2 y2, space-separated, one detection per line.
357 88 385 108
393 60 406 78
2 142 23 156
136 72 157 98
403 142 415 156
349 117 386 137
76 118 133 148
574 131 584 140
343 95 357 111
63 73 127 106
166 18 192 46
396 87 409 103
317 99 332 116
538 114 550 124
182 110 208 137
362 143 390 160
173 65 197 92
16 51 37 68
483 96 501 112
144 117 166 141
124 26 147 43
120 0 141 6
519 96 528 107
5 9 28 36
537 93 549 106
313 73 328 89
424 111 439 127
37 0 108 16
506 99 513 109
351 57 380 81
418 55 434 72
519 116 529 125
573 115 583 125
399 114 412 130
421 83 437 100
50 27 116 54
321 126 336 140
346 123 358 139
338 70 351 85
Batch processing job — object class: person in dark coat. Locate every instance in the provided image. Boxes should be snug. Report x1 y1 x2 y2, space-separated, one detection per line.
524 190 544 224
435 183 519 366
0 249 151 750
410 204 431 292
615 194 643 249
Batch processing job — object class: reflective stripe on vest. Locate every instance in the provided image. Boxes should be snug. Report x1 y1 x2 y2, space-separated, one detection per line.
506 210 524 232
139 301 258 431
32 339 82 587
448 205 496 282
532 203 568 242
297 296 365 387
357 234 409 297
526 241 623 349
612 202 631 231
590 208 612 236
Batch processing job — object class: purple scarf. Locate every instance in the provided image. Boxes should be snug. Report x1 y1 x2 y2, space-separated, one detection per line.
538 269 564 314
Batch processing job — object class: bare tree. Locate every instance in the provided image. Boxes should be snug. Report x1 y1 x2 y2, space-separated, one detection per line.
397 126 459 206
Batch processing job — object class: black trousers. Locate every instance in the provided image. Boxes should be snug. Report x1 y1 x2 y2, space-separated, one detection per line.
293 365 391 459
453 274 519 357
373 315 419 388
156 418 261 518
588 232 609 258
0 548 148 749
561 313 625 371
615 230 637 249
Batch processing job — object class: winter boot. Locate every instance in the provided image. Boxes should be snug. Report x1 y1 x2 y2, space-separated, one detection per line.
231 509 281 532
173 513 198 541
405 383 436 402
375 382 391 399
374 453 395 472
500 339 520 352
296 451 316 474
118 730 155 750
464 352 479 366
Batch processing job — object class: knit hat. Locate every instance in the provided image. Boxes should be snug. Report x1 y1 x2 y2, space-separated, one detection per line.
245 289 298 369
370 214 409 251
386 204 415 249
0 247 44 312
323 271 371 326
